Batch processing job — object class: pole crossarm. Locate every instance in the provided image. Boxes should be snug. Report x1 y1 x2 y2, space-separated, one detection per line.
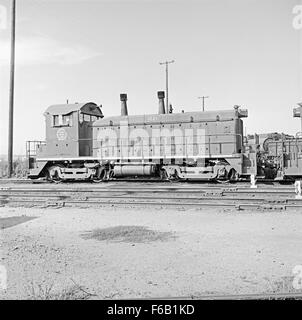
198 96 209 112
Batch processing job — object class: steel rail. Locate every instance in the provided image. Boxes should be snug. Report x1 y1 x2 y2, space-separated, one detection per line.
1 191 302 210
0 191 299 202
1 198 302 210
0 178 295 185
0 190 297 199
0 185 296 193
0 191 297 200
134 292 302 300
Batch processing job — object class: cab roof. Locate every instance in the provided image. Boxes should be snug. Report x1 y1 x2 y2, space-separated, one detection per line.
44 102 103 117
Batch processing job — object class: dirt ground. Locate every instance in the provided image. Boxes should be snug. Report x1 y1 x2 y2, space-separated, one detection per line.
1 204 302 299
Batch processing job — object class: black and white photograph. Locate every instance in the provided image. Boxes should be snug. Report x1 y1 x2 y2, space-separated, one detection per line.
0 0 302 307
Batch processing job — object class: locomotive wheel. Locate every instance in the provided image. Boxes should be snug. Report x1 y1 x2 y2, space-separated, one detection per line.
216 178 230 184
228 169 238 182
47 165 63 183
170 171 180 181
92 168 106 183
93 168 114 182
109 170 114 179
160 169 169 181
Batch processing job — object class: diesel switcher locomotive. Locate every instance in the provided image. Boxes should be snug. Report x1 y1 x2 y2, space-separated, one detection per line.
27 93 302 182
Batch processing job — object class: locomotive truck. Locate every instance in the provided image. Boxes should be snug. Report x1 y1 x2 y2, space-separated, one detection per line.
26 93 302 182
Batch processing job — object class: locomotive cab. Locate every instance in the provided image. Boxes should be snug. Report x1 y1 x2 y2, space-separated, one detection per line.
27 102 103 179
41 102 103 158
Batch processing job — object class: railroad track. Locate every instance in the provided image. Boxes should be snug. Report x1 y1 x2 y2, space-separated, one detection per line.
0 183 301 210
144 291 302 300
0 177 295 186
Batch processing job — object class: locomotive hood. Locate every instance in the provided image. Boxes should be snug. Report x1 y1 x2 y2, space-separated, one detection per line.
93 108 248 127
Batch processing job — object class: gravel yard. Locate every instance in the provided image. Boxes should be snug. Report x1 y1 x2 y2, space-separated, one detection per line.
1 205 302 299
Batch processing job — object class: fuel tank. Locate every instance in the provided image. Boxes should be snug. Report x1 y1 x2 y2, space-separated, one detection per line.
113 164 156 177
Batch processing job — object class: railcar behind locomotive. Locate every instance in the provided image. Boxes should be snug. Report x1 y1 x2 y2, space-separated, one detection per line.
27 93 302 182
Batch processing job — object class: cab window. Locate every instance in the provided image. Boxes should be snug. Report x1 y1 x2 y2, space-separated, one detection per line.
84 114 91 122
91 115 98 122
62 114 73 126
53 115 60 126
79 113 84 123
52 114 73 127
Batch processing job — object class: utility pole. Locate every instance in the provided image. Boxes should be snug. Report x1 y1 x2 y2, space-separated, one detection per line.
198 96 209 112
294 103 302 134
159 60 175 114
8 0 16 178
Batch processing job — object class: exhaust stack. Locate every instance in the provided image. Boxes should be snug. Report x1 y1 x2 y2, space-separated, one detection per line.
158 91 165 114
120 93 128 116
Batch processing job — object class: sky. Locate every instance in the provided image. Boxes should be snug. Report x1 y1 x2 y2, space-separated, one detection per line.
0 0 302 155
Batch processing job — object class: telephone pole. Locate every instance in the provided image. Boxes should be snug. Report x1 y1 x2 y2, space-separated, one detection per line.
198 96 209 112
159 60 175 114
8 0 16 178
294 103 302 134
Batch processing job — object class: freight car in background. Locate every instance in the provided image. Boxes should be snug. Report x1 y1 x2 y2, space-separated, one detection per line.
26 93 302 182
